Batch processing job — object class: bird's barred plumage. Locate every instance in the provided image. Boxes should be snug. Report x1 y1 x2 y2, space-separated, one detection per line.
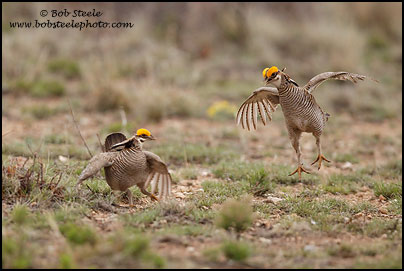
78 132 171 200
237 71 371 133
237 68 375 179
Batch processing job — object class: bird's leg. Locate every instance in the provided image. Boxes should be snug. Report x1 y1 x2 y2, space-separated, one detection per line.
288 131 310 180
126 189 134 208
137 183 159 202
311 136 331 170
111 190 127 208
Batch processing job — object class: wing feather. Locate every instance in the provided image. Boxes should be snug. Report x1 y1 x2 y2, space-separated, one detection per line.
236 88 279 131
77 152 119 185
143 151 172 200
252 102 258 130
258 101 266 125
304 72 374 94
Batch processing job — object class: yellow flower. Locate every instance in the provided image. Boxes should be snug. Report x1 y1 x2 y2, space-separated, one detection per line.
207 100 237 120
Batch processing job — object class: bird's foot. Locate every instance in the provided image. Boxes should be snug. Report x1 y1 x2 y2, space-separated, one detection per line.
288 165 311 180
311 154 331 170
149 193 159 202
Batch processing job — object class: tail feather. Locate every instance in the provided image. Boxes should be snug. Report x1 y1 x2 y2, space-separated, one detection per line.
105 133 127 151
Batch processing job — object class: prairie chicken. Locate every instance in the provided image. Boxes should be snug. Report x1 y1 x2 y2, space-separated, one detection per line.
77 128 172 205
237 66 374 180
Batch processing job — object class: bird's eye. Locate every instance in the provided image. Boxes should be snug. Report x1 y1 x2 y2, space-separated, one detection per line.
141 134 146 137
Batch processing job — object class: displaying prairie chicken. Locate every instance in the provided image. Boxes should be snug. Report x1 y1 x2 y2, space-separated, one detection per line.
237 66 374 180
77 128 172 205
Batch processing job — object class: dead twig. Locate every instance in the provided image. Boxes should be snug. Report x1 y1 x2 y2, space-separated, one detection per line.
2 130 12 137
86 183 97 195
67 99 93 158
96 133 104 152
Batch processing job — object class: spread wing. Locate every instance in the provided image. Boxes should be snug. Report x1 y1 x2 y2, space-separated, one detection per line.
77 152 119 185
236 87 280 131
304 72 374 94
143 151 172 200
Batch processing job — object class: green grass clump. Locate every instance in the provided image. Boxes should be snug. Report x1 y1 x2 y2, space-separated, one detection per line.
334 153 359 164
2 236 32 268
354 251 402 269
328 243 356 258
213 160 267 182
215 196 255 233
364 218 401 238
122 208 161 226
388 198 402 215
44 134 71 144
180 167 199 180
11 204 31 226
22 105 57 119
30 80 65 97
194 180 247 208
11 79 33 95
221 240 251 262
59 222 97 246
323 174 361 195
59 253 76 269
125 235 150 257
248 167 277 196
373 182 402 199
378 159 402 179
159 224 211 237
278 196 359 233
103 121 134 134
94 87 131 112
48 59 81 79
123 234 165 268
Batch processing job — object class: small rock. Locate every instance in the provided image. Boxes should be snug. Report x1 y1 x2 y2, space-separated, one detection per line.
341 162 353 170
304 245 318 252
186 246 195 252
201 170 210 177
259 237 272 244
344 217 350 223
175 192 186 199
379 195 386 201
379 208 388 214
366 214 372 220
354 212 363 219
58 155 68 163
310 219 317 225
265 196 283 204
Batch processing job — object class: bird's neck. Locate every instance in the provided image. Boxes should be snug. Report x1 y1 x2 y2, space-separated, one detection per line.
277 74 293 94
277 73 300 96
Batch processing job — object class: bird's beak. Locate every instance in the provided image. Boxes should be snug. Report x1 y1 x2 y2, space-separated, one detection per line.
148 134 156 140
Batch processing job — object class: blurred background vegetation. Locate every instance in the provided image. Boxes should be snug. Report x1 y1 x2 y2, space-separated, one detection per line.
2 4 402 268
2 2 402 156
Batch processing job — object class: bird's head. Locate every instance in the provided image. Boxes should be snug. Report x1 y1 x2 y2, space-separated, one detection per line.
135 128 156 143
262 66 285 88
